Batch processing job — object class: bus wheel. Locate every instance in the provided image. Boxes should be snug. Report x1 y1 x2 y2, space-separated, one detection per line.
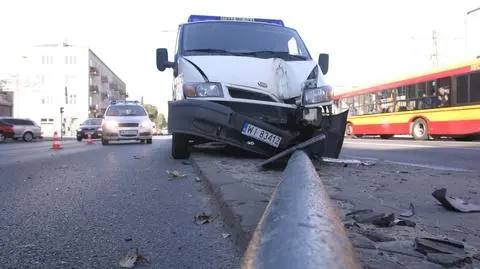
412 118 429 140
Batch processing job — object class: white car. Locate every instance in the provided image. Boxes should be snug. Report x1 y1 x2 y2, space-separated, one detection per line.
101 100 153 145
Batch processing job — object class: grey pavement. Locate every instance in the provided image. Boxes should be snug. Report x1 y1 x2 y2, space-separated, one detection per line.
0 136 240 269
190 139 480 269
341 138 480 172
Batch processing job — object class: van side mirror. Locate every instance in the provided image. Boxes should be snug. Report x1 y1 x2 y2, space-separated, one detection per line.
318 53 329 75
156 48 175 71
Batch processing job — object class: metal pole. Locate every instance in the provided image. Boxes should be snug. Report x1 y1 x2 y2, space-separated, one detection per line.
242 150 361 269
465 7 480 58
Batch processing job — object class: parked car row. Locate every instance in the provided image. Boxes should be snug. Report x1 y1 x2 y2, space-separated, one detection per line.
0 117 43 143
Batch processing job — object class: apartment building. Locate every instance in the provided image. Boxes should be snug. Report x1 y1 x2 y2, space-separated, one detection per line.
11 43 127 136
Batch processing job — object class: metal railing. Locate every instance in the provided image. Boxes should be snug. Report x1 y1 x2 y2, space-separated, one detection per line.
241 150 361 269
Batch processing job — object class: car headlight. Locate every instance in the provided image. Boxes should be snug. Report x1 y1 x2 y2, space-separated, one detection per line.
302 85 333 105
140 120 151 128
104 121 118 129
183 82 223 97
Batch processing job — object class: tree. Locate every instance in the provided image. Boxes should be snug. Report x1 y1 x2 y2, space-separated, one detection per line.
156 112 167 128
143 104 158 121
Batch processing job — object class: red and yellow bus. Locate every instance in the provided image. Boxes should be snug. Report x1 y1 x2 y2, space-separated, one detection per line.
333 57 480 141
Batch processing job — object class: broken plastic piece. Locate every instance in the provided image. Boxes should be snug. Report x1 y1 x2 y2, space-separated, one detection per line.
321 157 376 166
399 203 415 218
432 188 480 213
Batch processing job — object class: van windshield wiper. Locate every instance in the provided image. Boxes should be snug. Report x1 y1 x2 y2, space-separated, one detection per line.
183 48 240 56
238 50 307 60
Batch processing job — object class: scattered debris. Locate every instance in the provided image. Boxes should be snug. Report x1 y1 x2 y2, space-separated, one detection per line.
372 213 395 227
166 170 185 179
346 209 373 217
352 211 387 224
358 229 396 243
426 253 472 267
473 253 480 261
182 160 191 165
133 155 141 160
222 233 231 238
394 219 416 227
432 188 480 213
348 233 376 249
194 212 217 225
321 157 376 166
399 203 415 218
194 177 201 182
414 237 466 255
118 248 149 268
377 241 425 259
395 170 409 174
125 238 132 242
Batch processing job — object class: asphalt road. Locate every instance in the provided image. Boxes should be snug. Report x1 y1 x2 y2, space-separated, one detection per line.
0 137 240 269
340 137 480 172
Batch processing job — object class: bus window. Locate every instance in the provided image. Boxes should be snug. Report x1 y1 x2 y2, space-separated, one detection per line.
470 72 480 103
395 87 407 111
456 75 468 105
416 82 427 98
437 77 451 107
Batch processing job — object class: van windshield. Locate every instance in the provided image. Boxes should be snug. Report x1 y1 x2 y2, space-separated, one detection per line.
181 21 311 61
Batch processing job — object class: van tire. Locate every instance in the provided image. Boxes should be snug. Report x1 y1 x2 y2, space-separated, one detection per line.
412 118 429 140
172 133 190 159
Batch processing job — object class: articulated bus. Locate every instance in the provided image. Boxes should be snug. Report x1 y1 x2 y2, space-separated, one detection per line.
333 57 480 141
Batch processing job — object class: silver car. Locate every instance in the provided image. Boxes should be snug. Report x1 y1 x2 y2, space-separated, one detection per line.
101 101 153 145
0 117 42 142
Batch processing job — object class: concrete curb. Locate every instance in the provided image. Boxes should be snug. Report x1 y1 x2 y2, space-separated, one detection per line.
190 153 268 255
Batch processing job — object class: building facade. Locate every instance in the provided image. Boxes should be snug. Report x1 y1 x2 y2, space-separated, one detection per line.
11 43 126 137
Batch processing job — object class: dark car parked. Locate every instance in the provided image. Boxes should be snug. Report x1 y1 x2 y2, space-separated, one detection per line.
76 118 103 141
0 120 15 143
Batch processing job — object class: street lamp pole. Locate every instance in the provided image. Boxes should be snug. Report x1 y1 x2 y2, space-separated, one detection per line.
465 7 480 58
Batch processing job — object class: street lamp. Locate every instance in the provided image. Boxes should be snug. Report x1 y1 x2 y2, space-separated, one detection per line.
465 7 480 58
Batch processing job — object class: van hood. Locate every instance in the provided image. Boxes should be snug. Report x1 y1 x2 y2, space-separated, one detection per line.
182 55 324 100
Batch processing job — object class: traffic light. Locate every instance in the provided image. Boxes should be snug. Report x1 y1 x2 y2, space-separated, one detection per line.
60 107 64 114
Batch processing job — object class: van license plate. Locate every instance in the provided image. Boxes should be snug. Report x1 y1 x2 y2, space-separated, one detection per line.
241 122 282 148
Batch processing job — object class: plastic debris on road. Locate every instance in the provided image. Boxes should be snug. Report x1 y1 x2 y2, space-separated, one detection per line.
432 188 480 213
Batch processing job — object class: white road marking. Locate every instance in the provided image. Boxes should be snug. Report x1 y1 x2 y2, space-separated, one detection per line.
383 160 476 173
344 141 434 148
342 155 476 172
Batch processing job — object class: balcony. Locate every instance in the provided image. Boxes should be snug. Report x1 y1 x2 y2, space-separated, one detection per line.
89 66 99 76
89 85 99 94
110 83 118 91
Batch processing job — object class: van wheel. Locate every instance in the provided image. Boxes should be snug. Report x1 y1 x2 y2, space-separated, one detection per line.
412 118 429 140
102 138 109 145
172 133 190 159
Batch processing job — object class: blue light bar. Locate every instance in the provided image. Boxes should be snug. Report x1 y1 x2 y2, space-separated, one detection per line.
187 15 284 26
110 100 140 105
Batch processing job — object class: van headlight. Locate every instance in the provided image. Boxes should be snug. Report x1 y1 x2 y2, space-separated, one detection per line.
183 82 223 97
302 85 333 105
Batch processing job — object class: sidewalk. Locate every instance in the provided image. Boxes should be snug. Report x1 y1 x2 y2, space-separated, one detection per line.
190 149 480 269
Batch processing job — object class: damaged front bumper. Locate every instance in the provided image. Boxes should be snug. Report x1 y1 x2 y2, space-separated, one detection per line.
168 99 348 158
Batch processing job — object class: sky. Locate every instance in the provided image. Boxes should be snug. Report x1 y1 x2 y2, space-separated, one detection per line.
1 0 480 116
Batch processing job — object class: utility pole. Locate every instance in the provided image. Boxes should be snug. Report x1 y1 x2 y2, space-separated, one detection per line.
431 30 439 69
465 7 480 58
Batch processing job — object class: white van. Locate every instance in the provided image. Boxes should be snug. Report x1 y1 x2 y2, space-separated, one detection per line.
156 15 348 159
